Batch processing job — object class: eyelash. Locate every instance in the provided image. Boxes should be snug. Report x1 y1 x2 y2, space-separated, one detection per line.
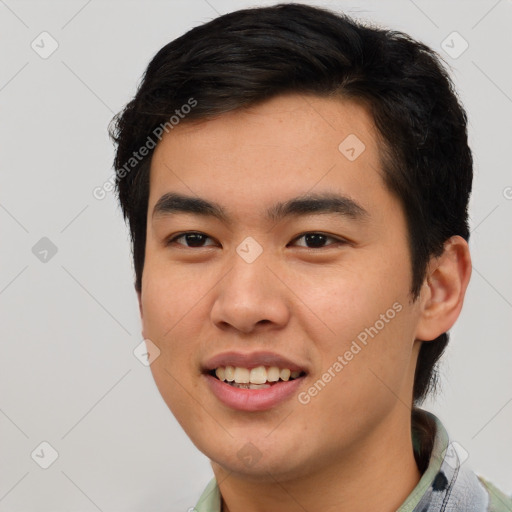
165 231 347 249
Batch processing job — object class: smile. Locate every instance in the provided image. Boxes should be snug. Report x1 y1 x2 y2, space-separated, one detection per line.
202 351 309 411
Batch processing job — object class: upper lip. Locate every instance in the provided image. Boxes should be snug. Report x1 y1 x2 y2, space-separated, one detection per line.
202 351 308 373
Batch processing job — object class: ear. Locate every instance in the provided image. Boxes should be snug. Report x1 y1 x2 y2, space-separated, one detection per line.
415 235 472 341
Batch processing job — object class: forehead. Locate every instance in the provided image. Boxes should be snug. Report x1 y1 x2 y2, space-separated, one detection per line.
148 93 390 220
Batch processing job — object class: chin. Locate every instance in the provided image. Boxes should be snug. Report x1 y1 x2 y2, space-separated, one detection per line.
203 436 314 482
211 453 306 482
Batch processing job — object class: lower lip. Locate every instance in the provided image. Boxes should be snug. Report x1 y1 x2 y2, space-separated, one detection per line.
204 374 305 412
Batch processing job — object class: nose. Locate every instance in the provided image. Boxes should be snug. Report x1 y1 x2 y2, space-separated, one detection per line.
210 254 291 335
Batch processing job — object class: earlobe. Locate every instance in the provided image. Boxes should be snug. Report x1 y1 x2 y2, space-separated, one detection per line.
415 236 472 342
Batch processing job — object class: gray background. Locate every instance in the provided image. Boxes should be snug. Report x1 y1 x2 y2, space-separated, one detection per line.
1 0 511 510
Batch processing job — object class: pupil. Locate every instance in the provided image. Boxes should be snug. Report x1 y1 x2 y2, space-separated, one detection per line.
305 233 326 248
186 233 206 247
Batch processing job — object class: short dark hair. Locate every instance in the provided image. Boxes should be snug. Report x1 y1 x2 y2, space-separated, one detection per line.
109 3 472 408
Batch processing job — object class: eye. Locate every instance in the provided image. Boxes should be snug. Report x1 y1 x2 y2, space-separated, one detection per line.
166 231 347 249
166 232 217 248
290 232 346 249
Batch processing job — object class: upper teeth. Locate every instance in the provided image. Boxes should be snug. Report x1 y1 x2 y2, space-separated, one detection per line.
215 366 302 384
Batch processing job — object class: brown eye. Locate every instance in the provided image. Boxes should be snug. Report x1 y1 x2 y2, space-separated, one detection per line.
292 232 345 248
167 232 216 247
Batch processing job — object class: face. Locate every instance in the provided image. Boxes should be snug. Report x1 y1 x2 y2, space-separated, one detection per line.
139 94 424 481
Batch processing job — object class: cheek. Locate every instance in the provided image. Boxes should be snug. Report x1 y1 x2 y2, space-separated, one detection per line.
141 254 208 330
140 269 205 425
298 263 416 400
140 266 202 370
298 310 416 445
295 260 405 340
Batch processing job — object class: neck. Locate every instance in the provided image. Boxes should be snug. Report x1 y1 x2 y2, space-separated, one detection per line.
213 410 422 512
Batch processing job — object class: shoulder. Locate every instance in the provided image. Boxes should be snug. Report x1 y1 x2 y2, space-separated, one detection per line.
477 476 512 512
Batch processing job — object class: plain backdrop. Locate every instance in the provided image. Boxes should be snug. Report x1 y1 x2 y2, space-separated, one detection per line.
1 0 511 510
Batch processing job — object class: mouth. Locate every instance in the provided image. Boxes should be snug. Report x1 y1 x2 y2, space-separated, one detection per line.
208 365 307 389
202 351 309 411
202 354 308 411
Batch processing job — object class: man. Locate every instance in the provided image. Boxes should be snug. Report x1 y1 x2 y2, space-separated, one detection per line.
109 3 511 511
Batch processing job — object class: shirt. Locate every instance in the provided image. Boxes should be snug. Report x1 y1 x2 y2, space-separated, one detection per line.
193 409 512 511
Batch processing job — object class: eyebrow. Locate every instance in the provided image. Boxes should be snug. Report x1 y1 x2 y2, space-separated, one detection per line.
152 191 368 224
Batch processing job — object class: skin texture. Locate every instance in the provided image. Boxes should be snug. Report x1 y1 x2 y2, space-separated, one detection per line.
137 94 472 512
